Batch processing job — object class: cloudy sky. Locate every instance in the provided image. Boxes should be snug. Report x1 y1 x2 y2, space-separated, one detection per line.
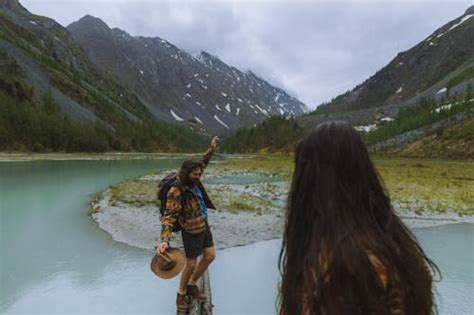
21 0 472 109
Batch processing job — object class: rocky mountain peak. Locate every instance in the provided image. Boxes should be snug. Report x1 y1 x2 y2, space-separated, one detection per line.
465 5 474 15
1 0 24 10
194 51 225 67
0 0 32 18
65 15 307 133
68 14 111 34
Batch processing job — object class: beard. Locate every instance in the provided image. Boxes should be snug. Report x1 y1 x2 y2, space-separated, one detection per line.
181 174 198 186
178 163 203 186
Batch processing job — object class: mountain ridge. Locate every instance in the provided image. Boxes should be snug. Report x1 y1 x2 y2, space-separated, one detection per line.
0 0 209 152
222 5 474 157
66 14 308 134
309 5 474 116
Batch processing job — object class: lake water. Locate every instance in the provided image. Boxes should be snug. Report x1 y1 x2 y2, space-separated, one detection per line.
0 158 473 314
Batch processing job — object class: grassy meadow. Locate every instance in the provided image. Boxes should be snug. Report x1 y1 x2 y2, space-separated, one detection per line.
91 153 474 217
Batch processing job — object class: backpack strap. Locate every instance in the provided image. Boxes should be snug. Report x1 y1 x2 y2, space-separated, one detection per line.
170 179 188 209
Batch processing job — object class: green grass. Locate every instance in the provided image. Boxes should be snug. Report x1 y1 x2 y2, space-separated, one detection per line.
229 199 256 211
99 153 474 217
214 154 294 179
383 115 474 159
364 96 474 145
447 66 474 90
220 155 474 215
108 176 159 207
103 156 291 215
374 158 474 215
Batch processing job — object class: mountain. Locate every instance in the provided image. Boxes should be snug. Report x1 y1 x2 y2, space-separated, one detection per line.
301 5 474 127
223 6 474 158
66 15 307 134
0 0 307 152
0 0 206 152
222 90 474 158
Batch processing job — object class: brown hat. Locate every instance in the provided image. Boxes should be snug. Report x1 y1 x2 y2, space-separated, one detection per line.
150 248 185 279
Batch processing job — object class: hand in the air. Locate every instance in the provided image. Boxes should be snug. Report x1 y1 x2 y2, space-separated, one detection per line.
210 136 219 149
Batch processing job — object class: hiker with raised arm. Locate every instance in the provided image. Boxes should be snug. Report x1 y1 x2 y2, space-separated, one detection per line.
156 136 218 312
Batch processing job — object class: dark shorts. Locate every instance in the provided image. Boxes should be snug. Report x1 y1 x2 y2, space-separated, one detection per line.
181 221 214 258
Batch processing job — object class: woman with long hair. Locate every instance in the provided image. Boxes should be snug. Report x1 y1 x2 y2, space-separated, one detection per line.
278 121 439 315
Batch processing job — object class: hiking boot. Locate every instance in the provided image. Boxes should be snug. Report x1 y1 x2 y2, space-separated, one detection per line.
176 292 189 311
186 284 207 301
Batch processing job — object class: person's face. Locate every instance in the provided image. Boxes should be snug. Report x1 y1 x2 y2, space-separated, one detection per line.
189 168 202 183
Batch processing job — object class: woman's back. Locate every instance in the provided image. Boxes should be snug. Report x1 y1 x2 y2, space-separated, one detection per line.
294 250 404 315
278 121 438 315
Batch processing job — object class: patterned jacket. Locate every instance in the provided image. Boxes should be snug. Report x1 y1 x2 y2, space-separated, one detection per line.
279 250 408 315
160 147 216 243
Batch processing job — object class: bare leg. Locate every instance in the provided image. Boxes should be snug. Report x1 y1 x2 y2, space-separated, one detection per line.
179 257 197 294
188 246 216 285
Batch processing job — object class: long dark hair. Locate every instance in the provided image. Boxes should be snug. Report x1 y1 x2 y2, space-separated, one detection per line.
178 160 203 186
278 121 439 315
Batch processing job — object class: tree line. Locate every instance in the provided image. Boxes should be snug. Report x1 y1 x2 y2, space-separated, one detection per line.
0 91 206 153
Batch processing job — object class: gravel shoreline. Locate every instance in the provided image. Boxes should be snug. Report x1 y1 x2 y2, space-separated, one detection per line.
91 193 285 251
90 170 474 252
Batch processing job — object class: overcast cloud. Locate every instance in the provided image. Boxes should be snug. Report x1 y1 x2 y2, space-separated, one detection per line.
21 0 473 109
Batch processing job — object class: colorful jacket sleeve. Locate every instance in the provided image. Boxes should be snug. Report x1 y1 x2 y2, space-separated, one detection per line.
368 253 404 314
201 146 215 171
160 185 182 243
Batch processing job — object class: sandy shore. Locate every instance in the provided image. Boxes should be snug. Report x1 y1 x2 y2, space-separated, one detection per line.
91 193 284 251
396 210 474 228
89 167 474 252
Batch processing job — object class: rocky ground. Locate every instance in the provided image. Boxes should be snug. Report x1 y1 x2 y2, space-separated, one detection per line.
89 155 474 252
90 167 289 251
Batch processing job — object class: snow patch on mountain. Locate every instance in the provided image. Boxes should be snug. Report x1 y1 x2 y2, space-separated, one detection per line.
354 124 377 132
170 110 184 121
255 104 268 115
214 115 230 129
436 87 447 95
448 14 474 32
194 116 203 124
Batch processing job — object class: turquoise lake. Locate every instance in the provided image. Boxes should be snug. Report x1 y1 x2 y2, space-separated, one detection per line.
0 158 473 314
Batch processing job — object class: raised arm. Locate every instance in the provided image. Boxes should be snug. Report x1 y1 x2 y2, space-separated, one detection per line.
201 136 218 171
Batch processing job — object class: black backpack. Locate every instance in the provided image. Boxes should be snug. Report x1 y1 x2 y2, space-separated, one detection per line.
157 172 185 232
